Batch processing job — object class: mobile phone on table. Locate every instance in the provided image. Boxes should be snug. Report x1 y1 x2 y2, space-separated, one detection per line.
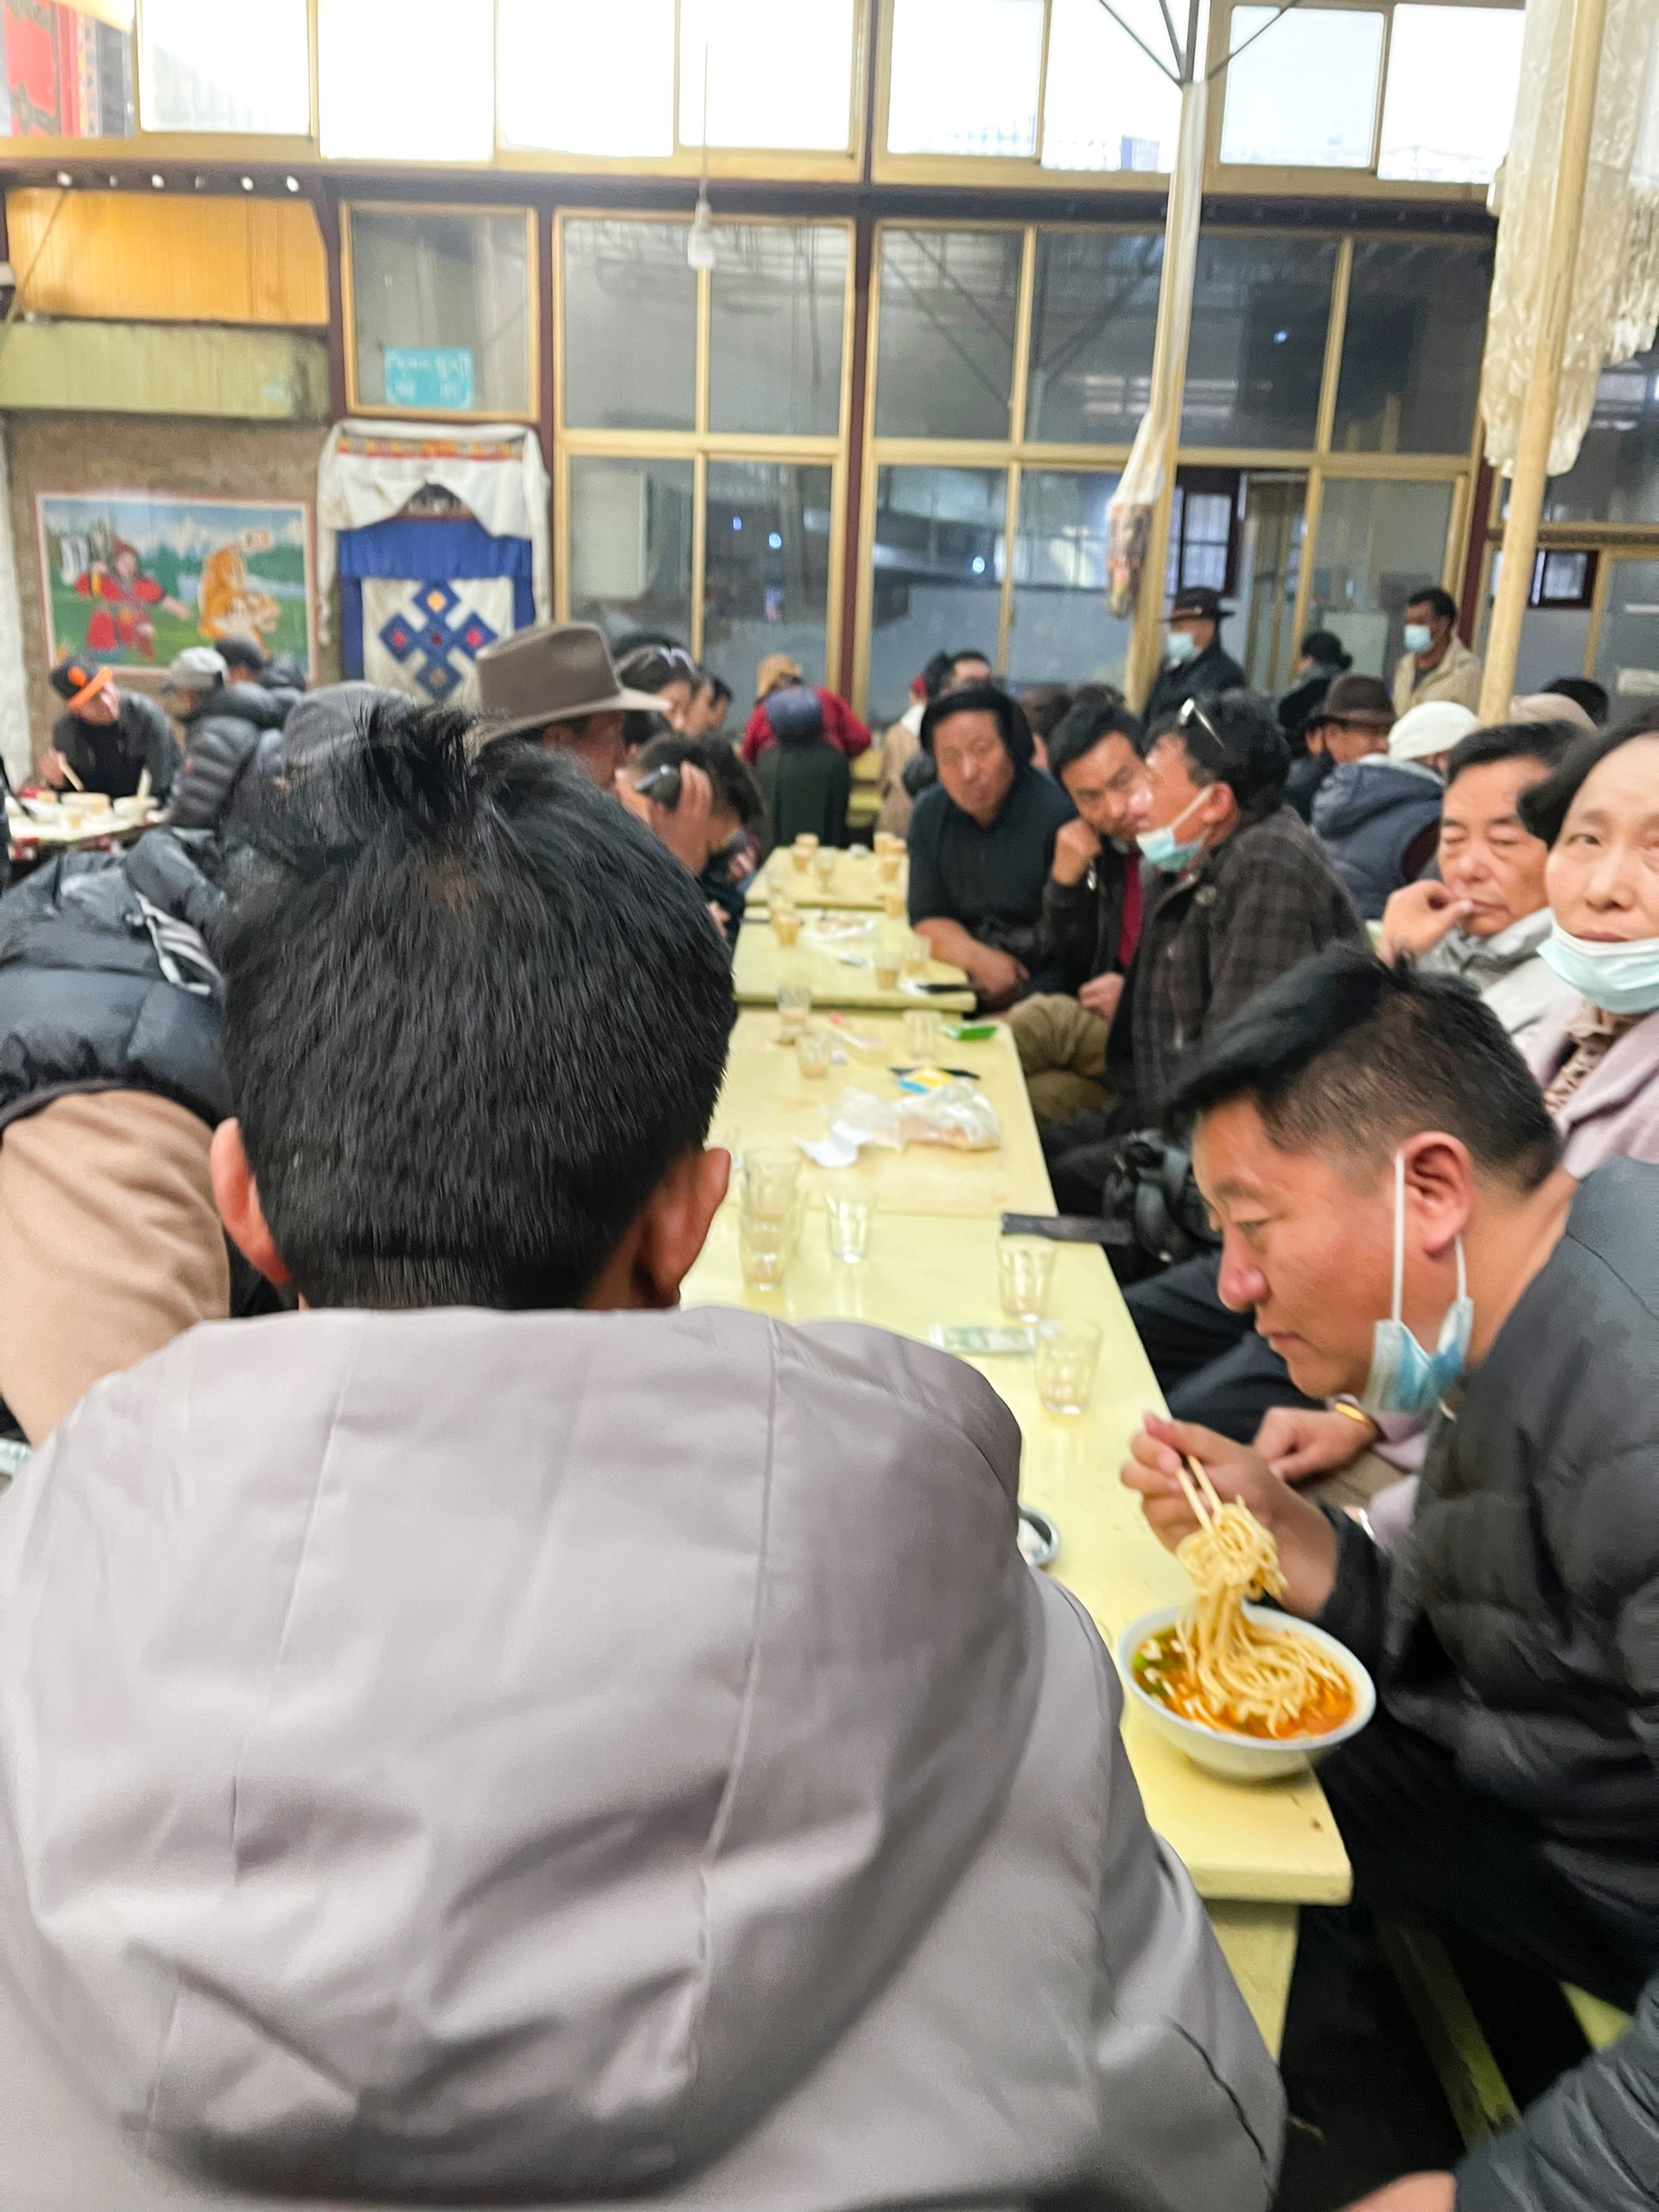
1000 1211 1113 1243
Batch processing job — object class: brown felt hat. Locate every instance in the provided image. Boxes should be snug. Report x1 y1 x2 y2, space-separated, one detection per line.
474 622 670 738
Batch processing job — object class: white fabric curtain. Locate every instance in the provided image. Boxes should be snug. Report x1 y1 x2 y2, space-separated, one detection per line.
0 428 32 787
1482 0 1659 478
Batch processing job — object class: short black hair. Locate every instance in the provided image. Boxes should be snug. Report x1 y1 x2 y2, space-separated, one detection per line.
1154 689 1289 817
1517 709 1659 846
617 643 697 696
635 728 762 830
223 703 734 1311
696 670 734 710
1165 944 1560 1192
919 680 1035 772
1444 718 1576 793
1405 585 1459 625
1049 695 1144 781
1018 683 1074 741
1300 631 1351 670
1544 676 1609 724
219 636 267 677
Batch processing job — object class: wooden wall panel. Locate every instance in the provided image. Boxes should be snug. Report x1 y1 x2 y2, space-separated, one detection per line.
4 190 328 326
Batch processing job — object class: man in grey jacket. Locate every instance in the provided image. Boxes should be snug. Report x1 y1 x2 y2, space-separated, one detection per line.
0 702 1281 2212
1125 945 1659 2212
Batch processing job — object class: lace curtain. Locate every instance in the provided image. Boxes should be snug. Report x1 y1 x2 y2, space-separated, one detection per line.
1482 0 1659 478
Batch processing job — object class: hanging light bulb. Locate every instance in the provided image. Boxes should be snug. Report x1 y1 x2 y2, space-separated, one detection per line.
687 184 715 273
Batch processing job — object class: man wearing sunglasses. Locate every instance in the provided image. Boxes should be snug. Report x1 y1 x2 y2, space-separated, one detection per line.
1044 690 1363 1223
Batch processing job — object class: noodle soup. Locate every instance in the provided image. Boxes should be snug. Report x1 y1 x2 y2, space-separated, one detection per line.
1133 1624 1355 1741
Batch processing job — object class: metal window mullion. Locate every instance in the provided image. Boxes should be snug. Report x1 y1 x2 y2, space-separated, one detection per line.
1009 225 1039 443
998 461 1021 674
1287 466 1324 661
1316 234 1354 458
691 447 709 659
1585 543 1616 677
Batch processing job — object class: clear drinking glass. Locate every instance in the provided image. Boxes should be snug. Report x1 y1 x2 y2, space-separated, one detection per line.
899 931 930 983
1033 1320 1103 1415
739 1208 792 1290
741 1147 803 1220
812 846 837 888
777 977 813 1033
880 884 907 919
902 1007 942 1060
997 1236 1055 1322
877 849 902 882
825 1186 873 1262
873 926 902 991
772 906 803 945
796 1022 834 1077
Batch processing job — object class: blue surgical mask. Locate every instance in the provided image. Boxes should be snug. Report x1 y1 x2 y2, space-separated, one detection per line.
1358 1152 1472 1420
1538 924 1659 1016
1135 789 1207 874
1164 628 1197 666
1403 622 1433 655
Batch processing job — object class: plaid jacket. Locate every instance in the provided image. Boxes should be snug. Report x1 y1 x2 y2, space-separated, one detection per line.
1110 804 1363 1118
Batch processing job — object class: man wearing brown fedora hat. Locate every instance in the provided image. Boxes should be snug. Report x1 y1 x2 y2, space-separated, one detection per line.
476 621 722 874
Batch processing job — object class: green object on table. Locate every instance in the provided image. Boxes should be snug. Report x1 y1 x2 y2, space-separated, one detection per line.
944 1021 996 1041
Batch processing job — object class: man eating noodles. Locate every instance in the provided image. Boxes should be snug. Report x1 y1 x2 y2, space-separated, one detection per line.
1122 944 1659 2212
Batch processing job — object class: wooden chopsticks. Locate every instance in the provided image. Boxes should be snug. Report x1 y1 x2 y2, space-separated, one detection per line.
1175 1452 1224 1529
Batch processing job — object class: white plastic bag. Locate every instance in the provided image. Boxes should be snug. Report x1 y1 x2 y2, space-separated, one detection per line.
796 1082 1002 1167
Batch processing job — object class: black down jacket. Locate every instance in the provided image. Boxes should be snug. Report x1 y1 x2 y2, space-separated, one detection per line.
168 681 297 831
1318 1158 1659 2210
0 829 231 1138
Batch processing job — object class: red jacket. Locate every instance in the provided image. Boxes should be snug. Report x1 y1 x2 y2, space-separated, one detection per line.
741 689 871 766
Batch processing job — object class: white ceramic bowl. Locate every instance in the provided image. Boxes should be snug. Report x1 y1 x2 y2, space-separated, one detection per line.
1116 1603 1375 1784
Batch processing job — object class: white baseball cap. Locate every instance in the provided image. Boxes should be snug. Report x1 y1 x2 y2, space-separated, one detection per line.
165 645 228 692
1389 701 1477 764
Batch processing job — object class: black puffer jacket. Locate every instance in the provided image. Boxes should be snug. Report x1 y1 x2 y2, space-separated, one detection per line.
0 829 231 1138
168 682 296 831
1318 1159 1659 2209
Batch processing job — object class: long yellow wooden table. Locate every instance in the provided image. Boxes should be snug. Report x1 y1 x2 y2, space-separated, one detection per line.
732 916 975 1014
692 1019 1351 2053
713 1011 1052 1219
751 845 903 910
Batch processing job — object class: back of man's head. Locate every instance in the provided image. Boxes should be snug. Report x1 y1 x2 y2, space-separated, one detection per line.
635 728 763 830
223 704 733 1311
1166 944 1560 1191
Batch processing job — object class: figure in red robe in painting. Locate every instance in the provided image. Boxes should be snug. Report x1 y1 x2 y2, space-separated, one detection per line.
73 542 192 661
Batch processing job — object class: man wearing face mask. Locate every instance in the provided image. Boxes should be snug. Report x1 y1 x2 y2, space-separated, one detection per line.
1141 586 1247 728
1391 585 1483 717
1124 945 1659 2212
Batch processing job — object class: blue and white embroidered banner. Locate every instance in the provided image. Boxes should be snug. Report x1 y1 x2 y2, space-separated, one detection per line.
335 516 534 702
361 576 512 703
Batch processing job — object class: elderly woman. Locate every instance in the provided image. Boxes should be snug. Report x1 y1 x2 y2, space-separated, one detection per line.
1518 712 1659 1171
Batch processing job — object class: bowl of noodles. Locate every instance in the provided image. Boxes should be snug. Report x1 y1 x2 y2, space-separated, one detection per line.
1116 1476 1373 1782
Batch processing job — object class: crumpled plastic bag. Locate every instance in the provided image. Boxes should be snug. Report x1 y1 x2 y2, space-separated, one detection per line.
797 1082 1001 1167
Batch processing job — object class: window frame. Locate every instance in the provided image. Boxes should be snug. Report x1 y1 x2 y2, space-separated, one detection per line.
855 216 1480 711
551 207 856 671
340 199 541 424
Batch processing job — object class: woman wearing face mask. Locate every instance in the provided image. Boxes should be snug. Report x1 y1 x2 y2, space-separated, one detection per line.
1519 715 1659 1172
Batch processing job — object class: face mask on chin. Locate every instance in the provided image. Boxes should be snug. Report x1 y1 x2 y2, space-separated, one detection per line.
1538 923 1659 1016
1402 622 1433 656
1357 1150 1473 1420
1164 629 1197 667
1135 788 1208 874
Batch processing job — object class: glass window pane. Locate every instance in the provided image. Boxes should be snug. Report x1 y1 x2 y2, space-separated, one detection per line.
886 0 1044 158
569 457 695 652
321 0 493 162
1220 7 1383 168
3 4 132 137
141 0 308 132
1542 346 1659 523
1008 471 1130 687
1182 233 1337 449
1306 477 1456 677
702 462 835 707
349 210 531 417
1592 559 1659 705
498 0 673 156
562 220 696 432
709 226 847 436
868 466 1006 726
1027 230 1161 443
1378 5 1524 183
1042 0 1180 172
1332 241 1491 455
875 228 1020 441
679 0 854 151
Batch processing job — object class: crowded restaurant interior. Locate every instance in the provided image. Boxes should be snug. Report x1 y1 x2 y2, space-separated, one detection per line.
1 4 1657 2211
